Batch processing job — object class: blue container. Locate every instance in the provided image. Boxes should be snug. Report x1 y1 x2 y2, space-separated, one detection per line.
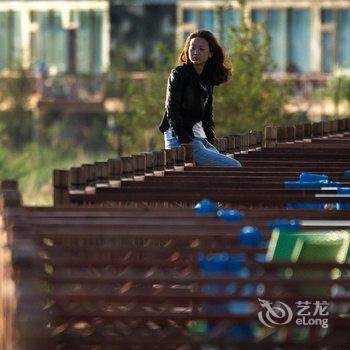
344 170 350 178
269 219 301 232
194 199 218 216
335 203 350 210
299 172 328 182
199 253 255 340
227 254 245 272
337 187 350 194
226 256 254 339
217 209 244 222
239 226 263 247
227 324 254 339
198 253 229 313
284 180 341 189
198 253 228 276
321 180 341 188
286 202 325 210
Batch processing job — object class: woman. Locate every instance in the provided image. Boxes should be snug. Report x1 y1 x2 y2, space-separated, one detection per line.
159 30 241 167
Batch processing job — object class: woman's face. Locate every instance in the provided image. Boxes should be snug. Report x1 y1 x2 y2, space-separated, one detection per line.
188 37 212 66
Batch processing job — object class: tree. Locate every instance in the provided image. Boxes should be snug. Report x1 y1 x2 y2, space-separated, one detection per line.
132 42 176 151
106 42 176 155
214 0 288 135
0 68 34 149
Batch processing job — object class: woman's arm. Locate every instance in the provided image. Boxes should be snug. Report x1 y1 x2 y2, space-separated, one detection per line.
202 88 216 144
165 68 193 144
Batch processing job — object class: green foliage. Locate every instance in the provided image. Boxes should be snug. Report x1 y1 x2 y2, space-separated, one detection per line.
106 42 176 154
0 142 107 205
214 1 288 134
0 68 32 110
313 76 350 118
0 68 34 149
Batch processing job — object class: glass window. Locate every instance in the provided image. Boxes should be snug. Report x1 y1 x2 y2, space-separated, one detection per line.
224 9 240 27
337 10 350 68
91 11 103 75
0 12 9 69
288 9 310 73
183 9 195 24
251 10 265 24
222 9 240 46
322 32 333 73
199 10 215 32
34 12 49 69
267 10 287 72
11 11 22 68
321 9 334 24
47 11 67 73
77 12 90 73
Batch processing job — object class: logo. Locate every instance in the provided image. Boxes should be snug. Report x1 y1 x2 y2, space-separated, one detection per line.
257 299 329 329
257 298 293 328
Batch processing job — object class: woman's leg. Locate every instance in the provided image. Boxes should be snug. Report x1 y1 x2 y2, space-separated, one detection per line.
192 139 241 167
164 138 181 150
203 139 220 153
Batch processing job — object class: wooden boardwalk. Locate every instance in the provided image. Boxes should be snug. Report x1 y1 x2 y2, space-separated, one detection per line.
1 118 350 349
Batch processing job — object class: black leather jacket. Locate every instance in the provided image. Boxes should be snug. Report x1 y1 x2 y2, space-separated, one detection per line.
159 63 215 144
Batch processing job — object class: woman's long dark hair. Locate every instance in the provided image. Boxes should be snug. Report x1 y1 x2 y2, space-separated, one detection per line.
178 30 232 86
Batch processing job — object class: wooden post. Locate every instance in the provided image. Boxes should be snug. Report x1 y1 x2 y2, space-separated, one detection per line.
286 126 296 143
337 118 344 136
1 182 51 349
312 122 323 138
10 238 51 349
256 131 263 150
343 117 350 135
303 123 312 140
277 126 287 143
322 121 330 138
140 152 154 176
330 120 338 135
240 134 249 154
53 170 69 206
69 167 85 194
152 150 166 176
174 146 185 171
107 159 122 188
182 144 194 167
132 154 146 181
94 161 109 188
295 124 304 142
265 126 277 148
233 135 242 153
226 135 235 156
163 149 175 171
248 132 257 151
81 164 96 194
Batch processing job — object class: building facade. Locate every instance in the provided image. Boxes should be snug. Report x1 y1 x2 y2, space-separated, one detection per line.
110 0 176 69
177 0 350 74
0 0 110 75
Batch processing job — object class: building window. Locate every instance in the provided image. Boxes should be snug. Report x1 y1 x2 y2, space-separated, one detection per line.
337 10 350 69
183 9 195 24
0 11 22 69
250 8 310 73
77 11 104 75
321 9 334 24
199 10 215 32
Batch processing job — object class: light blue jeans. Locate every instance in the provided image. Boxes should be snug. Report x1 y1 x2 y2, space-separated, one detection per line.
164 137 242 167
